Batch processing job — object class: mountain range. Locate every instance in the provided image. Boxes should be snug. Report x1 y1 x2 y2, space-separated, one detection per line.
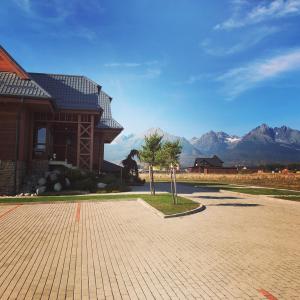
105 124 300 167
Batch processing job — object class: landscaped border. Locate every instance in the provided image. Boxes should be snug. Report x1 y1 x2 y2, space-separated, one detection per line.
163 204 206 218
137 198 206 218
0 193 204 217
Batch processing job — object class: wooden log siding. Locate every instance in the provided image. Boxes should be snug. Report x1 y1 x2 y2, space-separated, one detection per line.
0 112 17 160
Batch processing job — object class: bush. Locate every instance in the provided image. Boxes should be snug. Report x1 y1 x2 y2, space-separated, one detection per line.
97 173 119 184
72 177 97 192
128 176 145 186
65 169 97 182
104 182 131 193
63 169 98 192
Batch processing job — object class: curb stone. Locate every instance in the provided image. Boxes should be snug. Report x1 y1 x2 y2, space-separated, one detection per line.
137 198 206 219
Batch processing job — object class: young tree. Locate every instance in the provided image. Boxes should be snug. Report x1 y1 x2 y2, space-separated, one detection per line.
160 140 182 204
121 149 140 182
139 133 163 195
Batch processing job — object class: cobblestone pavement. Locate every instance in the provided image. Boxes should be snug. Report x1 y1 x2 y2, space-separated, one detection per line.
0 188 299 299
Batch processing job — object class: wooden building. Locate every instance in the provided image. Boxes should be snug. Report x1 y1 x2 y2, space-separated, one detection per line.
193 155 224 169
189 155 238 174
0 46 123 194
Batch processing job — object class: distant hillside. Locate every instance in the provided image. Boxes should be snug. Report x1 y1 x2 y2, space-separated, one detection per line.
105 124 300 167
191 124 300 166
105 128 202 167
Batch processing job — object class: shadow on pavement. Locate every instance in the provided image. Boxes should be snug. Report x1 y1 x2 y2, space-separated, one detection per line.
197 196 240 200
131 182 221 194
211 203 262 207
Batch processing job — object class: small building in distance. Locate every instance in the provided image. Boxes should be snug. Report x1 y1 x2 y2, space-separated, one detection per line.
189 155 238 174
194 155 224 168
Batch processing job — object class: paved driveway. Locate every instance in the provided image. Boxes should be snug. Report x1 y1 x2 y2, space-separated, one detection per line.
0 187 299 299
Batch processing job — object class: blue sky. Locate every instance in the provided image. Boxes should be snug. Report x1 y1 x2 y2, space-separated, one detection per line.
1 0 300 138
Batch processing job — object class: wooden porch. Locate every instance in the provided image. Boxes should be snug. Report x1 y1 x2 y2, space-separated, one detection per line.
33 112 100 171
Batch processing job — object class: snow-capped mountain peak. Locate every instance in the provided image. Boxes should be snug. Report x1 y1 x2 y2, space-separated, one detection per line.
106 124 300 167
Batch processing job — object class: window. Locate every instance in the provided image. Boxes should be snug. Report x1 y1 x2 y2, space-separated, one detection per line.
35 127 47 152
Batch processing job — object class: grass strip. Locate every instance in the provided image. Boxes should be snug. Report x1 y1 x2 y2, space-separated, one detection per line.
0 193 199 215
274 196 300 202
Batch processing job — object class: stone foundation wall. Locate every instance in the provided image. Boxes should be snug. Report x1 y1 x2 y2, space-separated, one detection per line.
0 160 26 195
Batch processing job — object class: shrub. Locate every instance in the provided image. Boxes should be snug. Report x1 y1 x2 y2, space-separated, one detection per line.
97 173 119 184
72 177 97 192
104 182 131 193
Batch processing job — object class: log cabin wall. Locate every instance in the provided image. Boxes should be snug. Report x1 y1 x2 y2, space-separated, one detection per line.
0 107 28 194
0 46 123 193
0 111 17 160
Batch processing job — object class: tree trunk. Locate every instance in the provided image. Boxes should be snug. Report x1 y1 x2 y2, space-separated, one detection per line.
150 164 155 195
170 167 175 204
149 165 152 194
173 167 178 204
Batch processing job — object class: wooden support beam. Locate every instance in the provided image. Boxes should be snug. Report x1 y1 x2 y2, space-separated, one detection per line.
76 114 81 167
90 115 94 171
28 111 34 162
76 114 94 171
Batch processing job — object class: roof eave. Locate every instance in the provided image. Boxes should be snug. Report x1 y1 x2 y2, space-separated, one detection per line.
0 46 29 79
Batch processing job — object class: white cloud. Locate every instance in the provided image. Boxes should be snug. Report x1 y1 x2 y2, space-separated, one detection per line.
201 26 279 56
13 0 70 21
14 0 31 12
104 62 141 68
12 0 101 41
12 0 104 22
103 63 162 80
215 0 300 30
185 75 206 84
216 48 300 99
104 61 159 68
141 68 161 79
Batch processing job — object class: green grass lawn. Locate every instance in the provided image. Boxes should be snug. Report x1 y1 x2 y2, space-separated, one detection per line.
274 196 300 202
0 193 199 215
141 194 199 215
221 187 300 196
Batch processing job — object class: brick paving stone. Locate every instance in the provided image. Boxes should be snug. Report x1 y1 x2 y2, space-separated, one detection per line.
0 189 299 299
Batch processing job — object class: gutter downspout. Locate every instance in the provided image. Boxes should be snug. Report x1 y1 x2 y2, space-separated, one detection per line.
14 98 24 194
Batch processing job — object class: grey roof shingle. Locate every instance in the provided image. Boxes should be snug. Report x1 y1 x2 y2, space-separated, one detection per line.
97 90 123 130
0 70 123 130
0 72 51 99
97 118 123 129
29 73 101 111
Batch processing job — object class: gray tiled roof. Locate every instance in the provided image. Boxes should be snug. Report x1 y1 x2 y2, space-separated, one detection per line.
97 90 123 130
102 160 123 173
0 72 51 99
29 73 101 111
98 118 123 129
0 70 123 130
